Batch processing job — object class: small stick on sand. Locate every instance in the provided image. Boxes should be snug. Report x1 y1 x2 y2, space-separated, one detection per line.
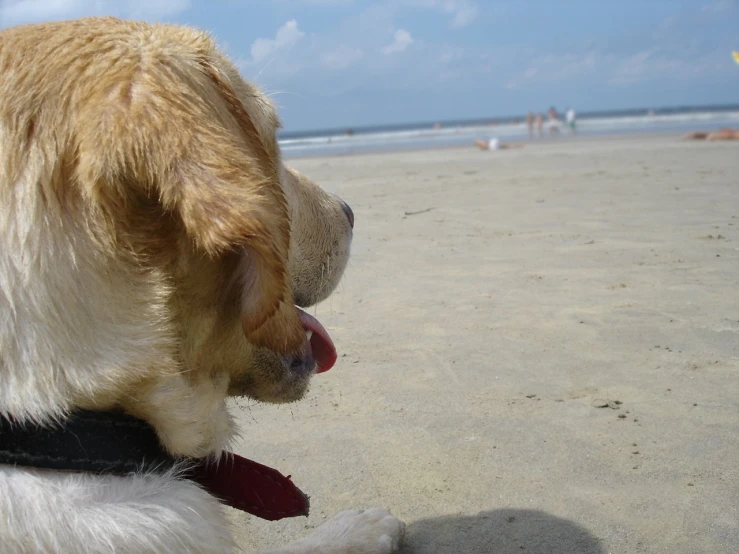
403 207 435 217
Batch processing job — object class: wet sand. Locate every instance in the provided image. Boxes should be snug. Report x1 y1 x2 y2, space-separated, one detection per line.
228 134 739 553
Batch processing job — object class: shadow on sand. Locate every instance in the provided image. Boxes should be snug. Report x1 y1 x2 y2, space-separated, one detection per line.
400 509 605 554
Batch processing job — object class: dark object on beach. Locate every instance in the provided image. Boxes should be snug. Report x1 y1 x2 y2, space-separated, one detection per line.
683 132 709 140
403 207 435 218
683 128 739 141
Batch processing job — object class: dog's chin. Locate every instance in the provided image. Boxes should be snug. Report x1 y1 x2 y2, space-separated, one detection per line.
227 280 342 403
227 347 314 403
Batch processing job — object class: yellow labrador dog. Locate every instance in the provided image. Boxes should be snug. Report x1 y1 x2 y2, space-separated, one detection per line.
0 17 404 554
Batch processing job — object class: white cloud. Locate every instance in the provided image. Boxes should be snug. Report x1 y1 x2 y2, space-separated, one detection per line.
250 19 305 64
0 0 189 28
607 48 726 85
382 28 413 54
402 0 478 29
608 50 655 85
438 44 464 65
313 0 354 3
271 0 355 4
505 51 600 89
504 43 730 91
449 3 477 28
321 45 364 69
701 0 735 12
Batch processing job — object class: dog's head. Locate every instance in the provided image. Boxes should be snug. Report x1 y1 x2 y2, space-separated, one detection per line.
169 161 353 406
226 165 354 400
173 161 355 404
0 18 352 448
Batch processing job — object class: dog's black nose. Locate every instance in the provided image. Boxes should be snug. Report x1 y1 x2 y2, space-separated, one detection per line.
341 200 354 229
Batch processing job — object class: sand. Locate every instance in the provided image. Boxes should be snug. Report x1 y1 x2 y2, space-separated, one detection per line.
228 134 739 553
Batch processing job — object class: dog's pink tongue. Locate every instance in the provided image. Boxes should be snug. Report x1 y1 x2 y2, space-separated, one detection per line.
297 309 337 373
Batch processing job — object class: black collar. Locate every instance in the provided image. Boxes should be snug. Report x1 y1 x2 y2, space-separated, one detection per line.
0 409 311 521
0 409 177 475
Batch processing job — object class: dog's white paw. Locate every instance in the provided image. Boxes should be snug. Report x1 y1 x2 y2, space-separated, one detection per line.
298 508 405 554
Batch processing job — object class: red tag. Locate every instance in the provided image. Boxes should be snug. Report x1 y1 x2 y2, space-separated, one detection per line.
189 453 310 521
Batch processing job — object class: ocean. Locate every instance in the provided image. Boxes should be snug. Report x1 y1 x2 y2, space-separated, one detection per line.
278 104 739 158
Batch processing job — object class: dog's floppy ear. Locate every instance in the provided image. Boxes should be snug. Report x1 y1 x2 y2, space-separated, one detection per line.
75 53 304 354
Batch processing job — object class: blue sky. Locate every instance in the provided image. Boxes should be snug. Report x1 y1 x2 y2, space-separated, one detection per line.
2 0 737 131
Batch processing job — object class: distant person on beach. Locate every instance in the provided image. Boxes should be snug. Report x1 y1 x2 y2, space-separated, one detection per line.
474 137 525 151
535 113 543 138
566 107 577 134
547 106 561 136
526 111 534 139
683 128 739 141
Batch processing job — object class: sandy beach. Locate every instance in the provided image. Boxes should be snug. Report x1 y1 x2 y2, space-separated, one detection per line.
228 134 739 553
